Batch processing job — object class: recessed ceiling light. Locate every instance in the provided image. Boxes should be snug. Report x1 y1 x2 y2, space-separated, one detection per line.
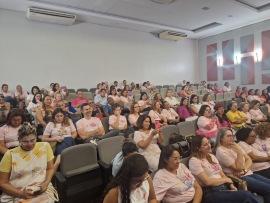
202 6 210 11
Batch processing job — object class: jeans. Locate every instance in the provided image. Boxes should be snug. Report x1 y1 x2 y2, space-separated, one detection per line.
254 167 270 179
55 137 75 155
242 173 270 203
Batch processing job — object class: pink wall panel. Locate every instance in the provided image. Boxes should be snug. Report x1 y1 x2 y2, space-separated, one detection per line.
207 55 218 81
262 30 270 70
223 67 235 80
207 43 217 55
222 39 234 65
262 73 270 84
240 35 254 54
241 56 255 85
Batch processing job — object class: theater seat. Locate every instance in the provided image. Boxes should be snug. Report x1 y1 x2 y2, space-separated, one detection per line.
55 143 103 203
160 125 179 146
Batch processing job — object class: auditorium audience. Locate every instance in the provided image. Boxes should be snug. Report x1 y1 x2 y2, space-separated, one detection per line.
239 102 252 125
236 127 270 179
71 90 88 108
253 123 270 157
153 145 202 203
214 102 231 128
109 104 129 136
138 92 151 112
104 153 157 203
201 93 215 112
161 101 179 124
164 89 179 108
149 101 167 126
189 94 201 115
247 89 256 102
134 115 163 172
14 85 27 104
223 82 232 92
108 86 120 104
226 101 247 129
0 95 10 126
119 89 133 110
189 136 259 203
178 85 192 97
128 102 140 127
235 86 242 98
26 86 40 105
27 92 42 115
215 128 270 203
50 82 66 98
249 100 267 122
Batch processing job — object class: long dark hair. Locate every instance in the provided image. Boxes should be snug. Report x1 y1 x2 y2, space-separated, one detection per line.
104 154 149 203
191 136 216 164
158 145 178 169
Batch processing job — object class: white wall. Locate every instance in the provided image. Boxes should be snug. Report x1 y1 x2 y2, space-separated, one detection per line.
198 19 270 90
0 9 199 91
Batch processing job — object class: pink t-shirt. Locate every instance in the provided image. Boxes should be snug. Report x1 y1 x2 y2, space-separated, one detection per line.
43 120 76 138
128 114 139 127
109 115 127 130
239 141 270 172
0 125 21 148
76 117 103 133
189 154 222 183
153 164 195 203
161 108 178 121
148 110 163 123
253 137 270 155
196 116 218 138
71 97 88 108
216 145 253 176
249 109 265 121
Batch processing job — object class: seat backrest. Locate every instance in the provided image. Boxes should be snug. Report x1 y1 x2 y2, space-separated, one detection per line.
68 89 76 93
160 125 179 146
101 117 110 133
60 143 98 178
84 92 94 100
177 121 196 138
97 136 125 166
77 88 89 92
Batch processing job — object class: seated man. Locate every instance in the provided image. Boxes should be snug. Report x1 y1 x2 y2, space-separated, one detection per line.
94 89 110 116
76 103 105 142
71 90 88 108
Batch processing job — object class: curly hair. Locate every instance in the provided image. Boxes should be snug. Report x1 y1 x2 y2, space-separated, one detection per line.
254 122 270 139
18 122 36 140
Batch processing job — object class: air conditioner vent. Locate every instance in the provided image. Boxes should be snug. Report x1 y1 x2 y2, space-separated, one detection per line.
27 7 76 25
157 30 187 41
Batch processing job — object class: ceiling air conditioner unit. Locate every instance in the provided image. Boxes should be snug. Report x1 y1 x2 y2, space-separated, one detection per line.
26 7 76 25
158 30 187 41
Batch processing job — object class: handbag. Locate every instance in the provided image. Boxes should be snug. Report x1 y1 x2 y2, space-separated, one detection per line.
227 174 248 191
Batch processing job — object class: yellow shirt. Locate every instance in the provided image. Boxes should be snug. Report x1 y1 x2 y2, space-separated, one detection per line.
226 110 246 128
0 142 54 173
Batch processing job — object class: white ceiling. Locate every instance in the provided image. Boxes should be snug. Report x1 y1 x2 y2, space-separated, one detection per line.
1 0 270 39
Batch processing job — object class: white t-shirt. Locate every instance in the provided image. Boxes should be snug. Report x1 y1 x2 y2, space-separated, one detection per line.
109 115 127 130
161 108 178 120
76 117 103 133
253 137 270 156
239 141 270 172
43 120 76 138
216 145 253 176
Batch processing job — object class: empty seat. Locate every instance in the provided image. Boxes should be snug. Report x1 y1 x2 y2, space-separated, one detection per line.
84 92 94 100
67 89 76 93
160 125 179 146
89 88 97 94
55 143 103 203
66 93 77 101
177 121 196 138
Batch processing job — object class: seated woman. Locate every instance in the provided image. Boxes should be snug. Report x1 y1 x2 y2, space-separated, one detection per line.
109 104 130 137
247 89 256 103
161 101 179 125
112 141 138 177
104 153 157 203
164 89 179 108
26 86 40 106
0 122 58 203
201 93 215 112
26 92 42 116
51 92 63 109
14 85 28 104
178 85 192 98
0 94 10 126
223 82 232 92
177 97 194 121
189 94 201 116
128 102 140 127
253 123 270 155
215 128 270 203
226 101 247 129
236 127 270 179
108 86 120 104
235 86 242 98
189 136 258 203
138 92 151 112
35 95 54 136
196 105 218 141
119 89 133 111
134 115 163 172
249 100 267 122
153 93 164 106
42 108 77 168
214 102 231 128
239 102 252 125
49 82 66 98
0 109 24 155
148 101 167 127
153 145 202 203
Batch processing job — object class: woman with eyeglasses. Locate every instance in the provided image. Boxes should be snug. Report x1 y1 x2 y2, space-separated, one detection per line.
0 122 58 202
128 102 141 127
189 136 259 203
153 145 202 203
215 128 270 203
103 153 157 203
196 105 218 141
